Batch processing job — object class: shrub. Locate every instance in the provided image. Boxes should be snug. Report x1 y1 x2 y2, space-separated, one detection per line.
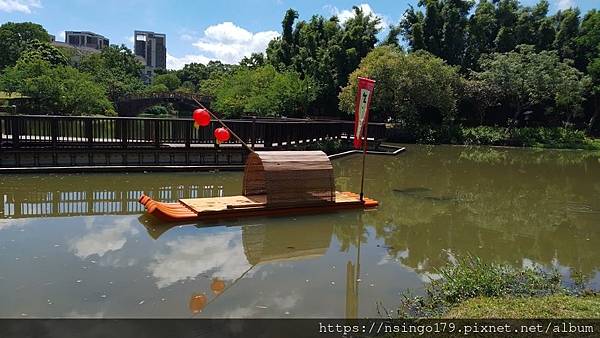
397 256 563 317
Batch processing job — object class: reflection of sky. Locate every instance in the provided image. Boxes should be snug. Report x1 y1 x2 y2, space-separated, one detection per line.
148 231 252 288
69 217 138 259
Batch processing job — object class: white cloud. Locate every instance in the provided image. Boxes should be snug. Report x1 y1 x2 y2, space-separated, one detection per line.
167 53 213 70
68 218 138 259
166 22 278 70
0 0 41 13
555 0 575 10
147 232 253 288
325 3 388 30
57 30 65 42
186 22 278 66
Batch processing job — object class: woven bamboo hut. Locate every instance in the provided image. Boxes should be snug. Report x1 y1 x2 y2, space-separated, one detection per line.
242 151 335 207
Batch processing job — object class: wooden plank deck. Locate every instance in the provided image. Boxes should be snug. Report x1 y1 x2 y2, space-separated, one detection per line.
179 191 364 214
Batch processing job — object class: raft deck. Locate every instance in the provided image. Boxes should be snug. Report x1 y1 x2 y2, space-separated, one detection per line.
139 191 378 222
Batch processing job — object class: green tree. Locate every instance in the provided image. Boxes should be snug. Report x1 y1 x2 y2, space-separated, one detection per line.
474 45 590 125
240 53 266 69
212 65 316 118
338 46 461 126
19 40 69 66
153 73 181 91
176 63 207 89
575 9 600 132
267 7 380 115
79 45 145 101
554 8 581 60
0 22 50 70
0 58 114 115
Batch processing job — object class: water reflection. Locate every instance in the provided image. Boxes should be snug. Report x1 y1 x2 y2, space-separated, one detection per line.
0 145 598 317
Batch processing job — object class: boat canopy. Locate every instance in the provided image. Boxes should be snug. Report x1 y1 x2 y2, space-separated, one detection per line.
242 151 335 207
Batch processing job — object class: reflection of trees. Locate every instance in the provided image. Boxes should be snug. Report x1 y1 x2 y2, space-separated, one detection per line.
333 145 600 280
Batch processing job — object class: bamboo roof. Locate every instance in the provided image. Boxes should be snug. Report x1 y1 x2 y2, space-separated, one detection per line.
242 151 335 207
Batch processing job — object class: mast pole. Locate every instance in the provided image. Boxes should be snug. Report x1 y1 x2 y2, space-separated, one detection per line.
359 121 368 202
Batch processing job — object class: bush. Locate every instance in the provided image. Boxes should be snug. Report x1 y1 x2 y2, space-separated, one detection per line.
397 256 563 317
387 125 599 150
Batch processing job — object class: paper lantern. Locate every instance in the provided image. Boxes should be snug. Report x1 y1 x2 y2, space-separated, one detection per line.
211 278 225 295
214 127 230 143
192 108 211 127
189 293 207 314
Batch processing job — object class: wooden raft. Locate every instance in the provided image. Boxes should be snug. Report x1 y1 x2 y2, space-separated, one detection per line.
139 150 378 222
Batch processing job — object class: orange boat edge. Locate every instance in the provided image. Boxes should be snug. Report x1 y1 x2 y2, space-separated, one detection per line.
138 191 378 222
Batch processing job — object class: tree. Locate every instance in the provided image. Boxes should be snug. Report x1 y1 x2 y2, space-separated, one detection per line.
401 0 473 67
575 9 600 132
153 73 181 91
240 53 266 69
474 45 590 125
0 58 114 115
19 40 68 66
267 7 381 115
0 22 50 70
79 45 145 101
176 63 208 89
554 8 581 60
338 46 461 126
211 65 317 118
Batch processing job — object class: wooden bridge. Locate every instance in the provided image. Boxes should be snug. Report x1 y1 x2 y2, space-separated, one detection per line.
0 114 386 171
115 92 212 117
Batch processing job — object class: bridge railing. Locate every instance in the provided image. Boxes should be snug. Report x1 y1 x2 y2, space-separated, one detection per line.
0 115 386 150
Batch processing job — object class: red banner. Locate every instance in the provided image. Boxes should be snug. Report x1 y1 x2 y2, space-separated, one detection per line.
353 77 376 149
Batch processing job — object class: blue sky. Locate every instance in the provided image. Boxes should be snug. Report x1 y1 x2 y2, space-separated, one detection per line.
1 0 598 69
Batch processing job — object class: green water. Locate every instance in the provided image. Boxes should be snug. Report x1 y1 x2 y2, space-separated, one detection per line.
0 145 599 318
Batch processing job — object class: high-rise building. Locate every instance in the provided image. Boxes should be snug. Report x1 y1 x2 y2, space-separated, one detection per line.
64 31 109 50
134 30 166 81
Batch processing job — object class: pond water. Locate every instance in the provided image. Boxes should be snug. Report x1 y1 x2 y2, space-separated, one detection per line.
0 145 599 318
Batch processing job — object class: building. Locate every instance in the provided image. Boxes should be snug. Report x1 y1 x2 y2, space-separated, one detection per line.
134 30 166 81
64 31 110 50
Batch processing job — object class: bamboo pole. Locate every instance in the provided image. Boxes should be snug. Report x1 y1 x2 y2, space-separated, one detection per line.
359 121 368 202
191 97 255 153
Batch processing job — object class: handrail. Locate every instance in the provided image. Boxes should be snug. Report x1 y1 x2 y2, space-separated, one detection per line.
0 114 386 151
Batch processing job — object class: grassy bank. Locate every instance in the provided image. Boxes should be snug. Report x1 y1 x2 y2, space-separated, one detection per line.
388 126 600 150
396 256 599 319
446 295 600 318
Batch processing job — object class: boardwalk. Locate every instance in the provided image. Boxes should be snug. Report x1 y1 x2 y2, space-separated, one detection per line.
0 115 386 171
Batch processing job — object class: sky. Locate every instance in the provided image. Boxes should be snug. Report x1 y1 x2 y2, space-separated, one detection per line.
1 0 598 69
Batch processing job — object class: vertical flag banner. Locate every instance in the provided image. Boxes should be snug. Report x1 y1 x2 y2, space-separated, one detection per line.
353 77 376 149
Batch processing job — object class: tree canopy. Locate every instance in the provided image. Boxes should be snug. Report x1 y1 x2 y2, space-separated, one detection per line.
211 65 317 118
339 46 461 126
266 7 381 115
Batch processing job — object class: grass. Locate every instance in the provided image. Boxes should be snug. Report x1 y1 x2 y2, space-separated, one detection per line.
446 295 600 318
395 256 600 318
0 91 27 99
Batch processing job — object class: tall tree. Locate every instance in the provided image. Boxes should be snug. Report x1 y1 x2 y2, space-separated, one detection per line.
0 22 50 70
78 45 145 101
474 45 590 125
267 7 380 115
554 8 581 60
576 10 600 132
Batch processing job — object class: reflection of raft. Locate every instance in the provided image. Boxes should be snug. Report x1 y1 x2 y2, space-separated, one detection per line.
139 151 378 222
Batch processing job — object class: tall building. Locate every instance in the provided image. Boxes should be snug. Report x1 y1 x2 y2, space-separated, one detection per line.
64 31 109 50
134 30 166 81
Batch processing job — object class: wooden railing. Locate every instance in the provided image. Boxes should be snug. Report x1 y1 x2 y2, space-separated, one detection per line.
0 115 386 150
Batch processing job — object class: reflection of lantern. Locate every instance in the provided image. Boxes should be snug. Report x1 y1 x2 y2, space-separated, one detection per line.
211 278 225 295
192 108 211 128
214 127 230 143
189 293 207 314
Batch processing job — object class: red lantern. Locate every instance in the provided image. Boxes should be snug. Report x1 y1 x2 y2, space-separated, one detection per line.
192 108 211 128
214 127 230 143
